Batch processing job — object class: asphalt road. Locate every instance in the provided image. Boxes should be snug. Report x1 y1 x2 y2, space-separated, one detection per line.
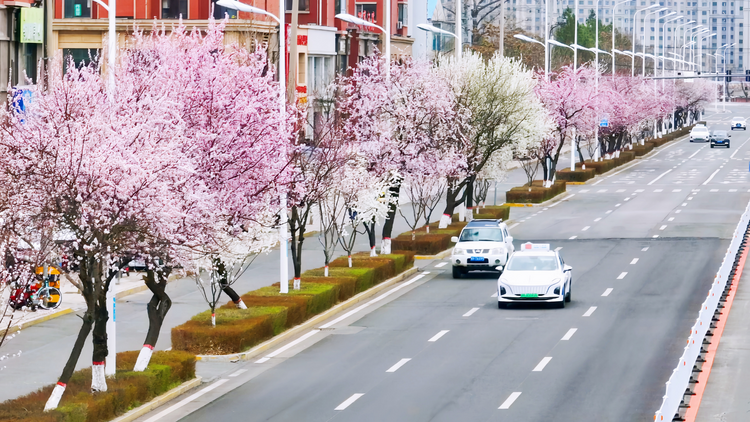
133 104 750 422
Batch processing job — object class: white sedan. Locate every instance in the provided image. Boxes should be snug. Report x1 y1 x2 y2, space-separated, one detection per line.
689 126 710 142
497 243 572 309
731 117 747 130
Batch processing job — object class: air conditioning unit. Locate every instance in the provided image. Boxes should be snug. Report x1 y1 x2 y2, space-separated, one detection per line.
397 21 403 29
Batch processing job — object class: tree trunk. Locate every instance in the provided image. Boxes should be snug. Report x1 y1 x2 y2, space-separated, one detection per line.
134 269 173 372
289 205 309 288
440 180 466 229
364 220 377 256
465 179 474 222
91 273 109 393
380 182 401 254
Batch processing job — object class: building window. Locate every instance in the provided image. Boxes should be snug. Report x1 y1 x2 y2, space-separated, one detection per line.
64 0 91 18
356 3 377 21
286 0 310 12
62 48 100 75
162 0 188 19
398 3 407 27
213 0 238 19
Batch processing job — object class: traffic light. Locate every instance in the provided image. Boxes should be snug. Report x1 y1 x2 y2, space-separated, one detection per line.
745 69 750 82
726 70 732 82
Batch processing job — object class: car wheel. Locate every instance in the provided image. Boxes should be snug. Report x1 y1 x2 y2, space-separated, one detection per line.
711 145 714 148
556 298 565 309
452 266 462 279
498 302 507 309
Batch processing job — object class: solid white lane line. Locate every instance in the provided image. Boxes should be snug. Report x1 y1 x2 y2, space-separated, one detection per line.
463 307 480 317
648 169 673 185
228 369 247 378
602 288 613 297
630 258 639 265
668 217 675 221
429 330 450 342
554 247 563 252
549 194 576 207
569 236 578 240
143 379 230 422
729 138 750 159
582 226 590 231
660 225 667 230
702 169 721 185
688 148 704 159
617 272 628 279
335 394 365 410
509 223 520 229
532 357 553 372
386 359 411 373
255 330 321 363
435 262 447 268
594 218 602 222
642 247 649 251
318 273 428 330
592 179 604 185
583 307 597 317
499 392 522 410
561 328 577 340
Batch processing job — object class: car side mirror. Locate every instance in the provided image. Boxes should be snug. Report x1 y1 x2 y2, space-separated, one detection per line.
563 265 572 272
507 236 514 243
451 236 459 243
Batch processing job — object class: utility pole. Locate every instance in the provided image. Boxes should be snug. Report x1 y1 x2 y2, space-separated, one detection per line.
288 0 298 99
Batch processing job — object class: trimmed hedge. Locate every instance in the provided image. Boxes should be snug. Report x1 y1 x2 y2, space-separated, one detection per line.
506 180 567 204
392 233 452 255
614 150 636 166
633 143 654 156
555 166 596 183
0 350 196 422
584 159 617 175
473 205 510 221
171 253 416 355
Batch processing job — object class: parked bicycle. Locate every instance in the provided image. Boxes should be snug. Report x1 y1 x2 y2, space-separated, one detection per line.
7 266 62 311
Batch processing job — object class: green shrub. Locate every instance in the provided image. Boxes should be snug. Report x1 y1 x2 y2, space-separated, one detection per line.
584 159 617 175
505 180 566 204
378 252 415 273
303 267 376 294
0 351 195 422
392 233 452 255
555 167 596 182
481 205 510 221
329 256 396 284
250 283 339 320
172 316 274 354
298 275 358 301
198 306 288 335
633 143 654 156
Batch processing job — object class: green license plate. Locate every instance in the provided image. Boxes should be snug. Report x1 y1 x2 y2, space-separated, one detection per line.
520 293 539 298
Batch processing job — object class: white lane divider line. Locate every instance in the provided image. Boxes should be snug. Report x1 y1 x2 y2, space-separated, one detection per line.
688 148 704 159
579 189 590 193
606 210 613 214
594 218 602 222
583 307 597 317
635 189 645 193
681 203 687 207
499 392 522 410
491 292 498 298
668 217 675 221
602 288 613 297
582 226 590 231
463 307 480 317
428 330 450 342
660 225 667 231
554 247 563 252
630 258 639 265
532 357 553 372
616 189 626 193
617 272 628 279
335 394 365 410
615 203 622 207
386 358 411 373
435 262 447 268
642 247 649 251
654 189 663 192
675 209 682 214
672 189 681 192
648 169 673 185
509 223 520 229
569 236 578 240
228 369 247 378
317 273 429 330
255 329 320 364
653 235 660 238
597 189 608 193
710 189 719 192
561 328 577 341
624 197 631 201
143 379 230 422
688 197 693 200
702 169 721 185
730 189 738 192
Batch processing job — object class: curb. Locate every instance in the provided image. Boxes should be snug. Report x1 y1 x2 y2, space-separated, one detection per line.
196 266 420 362
415 248 453 260
110 377 202 422
4 308 75 335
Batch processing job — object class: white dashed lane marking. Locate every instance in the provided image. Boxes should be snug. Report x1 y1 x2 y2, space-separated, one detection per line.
428 330 450 342
499 392 522 410
386 359 411 373
561 328 577 340
583 307 597 317
602 288 613 297
435 262 447 268
630 258 639 264
463 308 480 317
532 357 553 372
617 272 628 279
335 394 365 410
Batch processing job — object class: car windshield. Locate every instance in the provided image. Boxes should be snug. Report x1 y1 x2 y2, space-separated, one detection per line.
732 118 744 122
693 127 709 133
506 255 558 271
712 131 728 137
459 228 504 242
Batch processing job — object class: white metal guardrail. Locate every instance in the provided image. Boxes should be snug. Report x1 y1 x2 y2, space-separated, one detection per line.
654 200 750 421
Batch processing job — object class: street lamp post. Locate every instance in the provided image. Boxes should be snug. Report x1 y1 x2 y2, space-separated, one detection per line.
672 20 696 73
336 13 391 79
514 34 548 79
418 24 460 59
216 0 290 291
648 11 676 75
610 0 633 76
696 32 716 72
661 15 683 78
641 8 669 76
632 4 660 77
682 25 704 69
689 28 709 69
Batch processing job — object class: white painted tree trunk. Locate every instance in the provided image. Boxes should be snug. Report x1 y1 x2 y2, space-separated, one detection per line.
438 214 451 229
458 204 466 222
369 246 377 257
211 313 216 326
348 256 352 267
91 362 107 392
381 238 392 255
133 345 154 372
426 225 430 233
44 383 66 411
236 299 247 309
293 277 301 289
324 265 329 276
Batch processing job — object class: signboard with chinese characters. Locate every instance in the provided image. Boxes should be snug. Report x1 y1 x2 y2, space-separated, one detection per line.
20 8 44 44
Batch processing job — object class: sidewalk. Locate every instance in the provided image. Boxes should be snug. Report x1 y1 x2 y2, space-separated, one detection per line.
693 264 750 421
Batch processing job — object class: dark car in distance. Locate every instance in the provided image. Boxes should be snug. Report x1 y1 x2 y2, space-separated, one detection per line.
710 130 731 148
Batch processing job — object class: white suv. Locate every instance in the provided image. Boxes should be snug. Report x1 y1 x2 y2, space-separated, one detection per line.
450 219 515 279
689 125 710 142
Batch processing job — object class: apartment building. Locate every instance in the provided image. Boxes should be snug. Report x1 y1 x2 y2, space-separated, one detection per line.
0 0 46 96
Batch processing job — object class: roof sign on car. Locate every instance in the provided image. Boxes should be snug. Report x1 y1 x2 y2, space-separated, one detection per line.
521 243 550 251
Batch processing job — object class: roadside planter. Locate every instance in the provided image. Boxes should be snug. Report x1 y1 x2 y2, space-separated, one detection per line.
505 180 567 204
